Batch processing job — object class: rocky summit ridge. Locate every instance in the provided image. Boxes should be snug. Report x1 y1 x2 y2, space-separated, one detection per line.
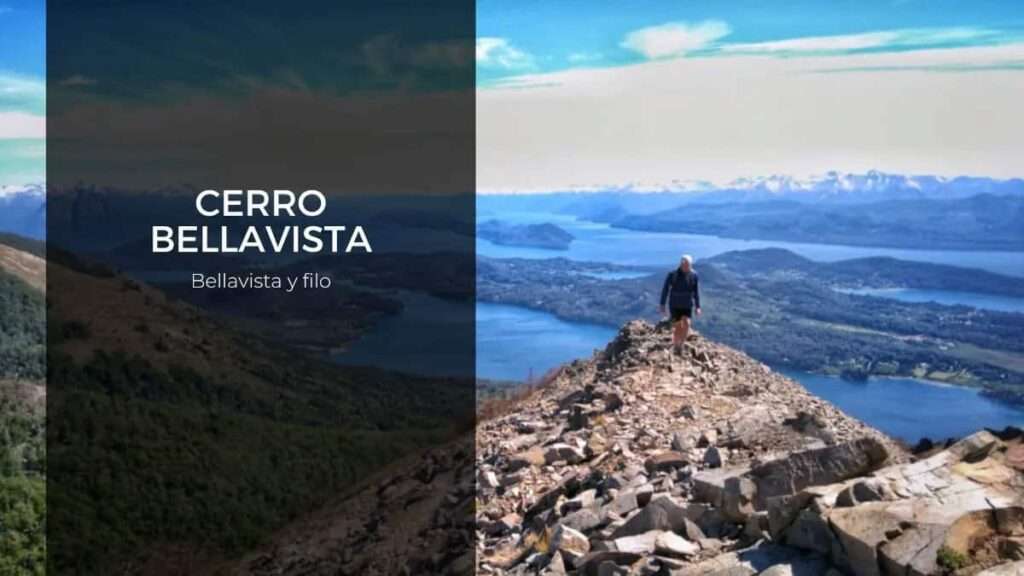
231 320 1023 576
476 321 1024 576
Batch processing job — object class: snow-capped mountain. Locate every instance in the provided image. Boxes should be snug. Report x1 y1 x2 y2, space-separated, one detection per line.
0 184 45 240
702 171 1024 204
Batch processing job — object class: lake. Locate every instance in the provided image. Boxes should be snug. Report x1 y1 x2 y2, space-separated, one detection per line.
476 302 1022 443
781 371 1024 443
477 302 616 382
477 209 1024 278
837 287 1024 314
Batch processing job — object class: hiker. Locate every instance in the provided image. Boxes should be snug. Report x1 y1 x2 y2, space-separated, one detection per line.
659 254 702 353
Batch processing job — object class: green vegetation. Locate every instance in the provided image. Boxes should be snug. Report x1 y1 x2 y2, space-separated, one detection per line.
0 234 44 259
477 253 1024 401
936 546 970 572
0 270 45 381
0 383 46 576
608 194 1024 251
48 345 471 573
0 239 47 576
478 220 574 250
0 476 45 576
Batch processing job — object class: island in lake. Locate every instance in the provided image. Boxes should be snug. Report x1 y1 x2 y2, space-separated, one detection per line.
477 219 574 250
477 249 1024 404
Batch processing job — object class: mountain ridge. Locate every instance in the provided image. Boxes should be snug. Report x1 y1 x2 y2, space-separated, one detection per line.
224 320 1024 575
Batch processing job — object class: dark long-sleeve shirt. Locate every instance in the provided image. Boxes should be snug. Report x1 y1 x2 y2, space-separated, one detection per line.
660 269 700 310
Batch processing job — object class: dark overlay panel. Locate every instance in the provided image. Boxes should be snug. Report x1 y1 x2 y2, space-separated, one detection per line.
47 1 475 573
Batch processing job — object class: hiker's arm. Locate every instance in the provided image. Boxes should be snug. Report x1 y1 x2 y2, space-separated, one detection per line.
659 274 671 311
694 275 701 313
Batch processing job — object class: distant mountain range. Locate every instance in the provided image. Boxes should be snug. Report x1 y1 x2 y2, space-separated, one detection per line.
0 184 45 240
698 170 1024 204
477 171 1024 251
479 171 1024 215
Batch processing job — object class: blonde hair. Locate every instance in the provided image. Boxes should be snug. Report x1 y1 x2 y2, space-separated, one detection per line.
682 254 693 266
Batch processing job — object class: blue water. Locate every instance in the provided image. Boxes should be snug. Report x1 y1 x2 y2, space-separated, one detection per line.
477 210 1024 278
334 291 475 378
838 288 1024 314
477 302 616 382
781 370 1024 443
476 301 1022 442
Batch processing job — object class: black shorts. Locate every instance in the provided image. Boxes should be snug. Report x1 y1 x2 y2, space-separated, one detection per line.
670 307 692 321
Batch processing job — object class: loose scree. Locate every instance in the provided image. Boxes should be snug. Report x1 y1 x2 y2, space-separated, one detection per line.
151 189 372 254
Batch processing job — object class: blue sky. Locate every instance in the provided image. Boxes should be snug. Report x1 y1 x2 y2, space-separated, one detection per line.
0 0 44 186
477 1 1024 191
4 2 1024 189
477 0 1024 84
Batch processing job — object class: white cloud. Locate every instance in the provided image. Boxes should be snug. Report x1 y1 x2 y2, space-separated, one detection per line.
478 43 1024 192
476 37 534 69
721 27 1001 56
0 112 45 138
621 20 731 59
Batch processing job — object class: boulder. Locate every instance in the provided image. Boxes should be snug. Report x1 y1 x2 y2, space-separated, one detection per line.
574 551 642 576
610 495 689 538
561 507 603 533
612 530 661 554
704 446 725 469
835 478 894 508
545 443 586 465
604 490 639 517
645 451 689 474
551 524 591 564
525 474 581 520
750 438 889 507
654 531 699 557
693 466 749 508
672 431 695 452
722 406 771 448
722 477 757 522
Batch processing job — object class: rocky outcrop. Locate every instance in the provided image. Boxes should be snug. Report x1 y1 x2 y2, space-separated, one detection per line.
476 321 1024 575
224 319 1022 575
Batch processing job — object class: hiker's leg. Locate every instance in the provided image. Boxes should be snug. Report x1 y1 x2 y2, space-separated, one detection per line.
679 317 690 344
672 318 685 347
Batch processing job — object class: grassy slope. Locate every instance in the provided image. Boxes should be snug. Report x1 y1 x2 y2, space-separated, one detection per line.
0 236 46 576
42 253 471 572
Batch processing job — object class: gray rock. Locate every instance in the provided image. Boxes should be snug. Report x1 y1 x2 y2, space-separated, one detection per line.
596 561 629 576
750 438 889 507
610 495 690 538
698 429 718 448
723 406 771 448
704 446 725 469
835 478 893 508
672 431 694 452
722 477 757 522
551 524 591 564
645 451 689 474
561 507 603 533
612 529 661 554
545 443 586 465
541 551 567 575
604 490 639 517
655 531 700 557
561 489 597 514
575 551 642 576
693 466 749 508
